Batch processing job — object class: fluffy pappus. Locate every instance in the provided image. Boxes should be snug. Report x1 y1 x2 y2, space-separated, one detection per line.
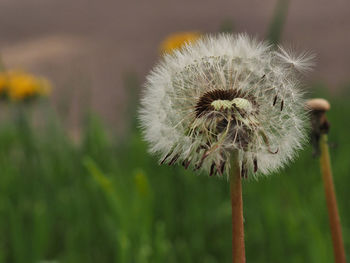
275 45 315 74
139 33 311 178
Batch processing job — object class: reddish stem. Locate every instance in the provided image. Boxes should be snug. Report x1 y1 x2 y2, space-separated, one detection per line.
320 134 346 263
230 153 246 263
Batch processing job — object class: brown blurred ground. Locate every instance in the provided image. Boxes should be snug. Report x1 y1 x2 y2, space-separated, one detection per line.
0 0 349 126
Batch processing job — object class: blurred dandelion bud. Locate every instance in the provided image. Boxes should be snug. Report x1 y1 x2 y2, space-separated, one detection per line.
0 70 52 102
140 34 311 178
306 98 331 157
159 31 201 54
306 98 346 263
0 72 9 99
306 98 330 112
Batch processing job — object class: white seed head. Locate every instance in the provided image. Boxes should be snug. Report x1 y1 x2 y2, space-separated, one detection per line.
139 34 310 178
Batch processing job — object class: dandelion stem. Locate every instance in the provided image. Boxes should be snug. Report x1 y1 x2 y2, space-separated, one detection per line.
229 151 245 263
319 134 346 263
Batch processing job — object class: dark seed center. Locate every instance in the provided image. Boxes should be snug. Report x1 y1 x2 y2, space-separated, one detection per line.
195 89 245 117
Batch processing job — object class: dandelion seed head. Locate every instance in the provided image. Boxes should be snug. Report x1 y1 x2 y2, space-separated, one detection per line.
140 34 310 178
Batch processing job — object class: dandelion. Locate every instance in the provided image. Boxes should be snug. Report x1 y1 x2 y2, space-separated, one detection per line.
159 31 201 54
0 72 8 99
140 33 310 262
141 34 308 177
0 71 51 102
307 98 346 263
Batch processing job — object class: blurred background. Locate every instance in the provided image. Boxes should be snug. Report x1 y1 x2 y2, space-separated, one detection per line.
0 0 349 262
1 0 350 127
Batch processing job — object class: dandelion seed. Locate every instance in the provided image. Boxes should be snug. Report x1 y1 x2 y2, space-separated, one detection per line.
276 46 315 73
140 34 310 178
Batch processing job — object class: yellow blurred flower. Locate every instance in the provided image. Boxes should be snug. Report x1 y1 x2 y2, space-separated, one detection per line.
160 31 201 54
0 72 9 97
0 70 51 102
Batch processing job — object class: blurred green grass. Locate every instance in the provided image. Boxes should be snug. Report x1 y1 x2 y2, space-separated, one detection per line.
0 85 348 263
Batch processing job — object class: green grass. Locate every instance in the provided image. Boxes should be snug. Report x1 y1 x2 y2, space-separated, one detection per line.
0 86 349 263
